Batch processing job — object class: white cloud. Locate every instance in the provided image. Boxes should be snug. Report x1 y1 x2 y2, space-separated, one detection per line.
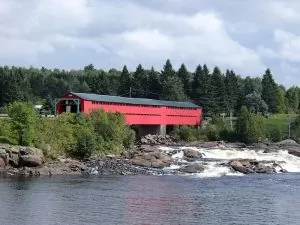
1 0 300 87
274 29 300 62
0 0 266 76
267 1 300 23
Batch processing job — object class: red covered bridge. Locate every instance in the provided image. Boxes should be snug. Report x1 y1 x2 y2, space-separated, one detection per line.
55 92 202 136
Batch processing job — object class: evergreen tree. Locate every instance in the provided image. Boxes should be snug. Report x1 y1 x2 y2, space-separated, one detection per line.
211 66 226 114
160 59 186 100
191 64 212 115
118 65 131 96
235 106 250 142
161 59 175 81
262 69 278 113
132 64 147 97
177 63 191 97
285 87 299 113
225 70 238 114
147 67 161 99
276 86 286 114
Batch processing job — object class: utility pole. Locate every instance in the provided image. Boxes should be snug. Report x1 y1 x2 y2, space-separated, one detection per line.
288 121 291 138
129 87 132 98
230 110 233 130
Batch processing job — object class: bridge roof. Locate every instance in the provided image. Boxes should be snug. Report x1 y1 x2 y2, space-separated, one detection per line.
69 92 200 108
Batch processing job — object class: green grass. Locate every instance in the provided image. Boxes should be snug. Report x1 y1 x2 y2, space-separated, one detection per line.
264 114 298 137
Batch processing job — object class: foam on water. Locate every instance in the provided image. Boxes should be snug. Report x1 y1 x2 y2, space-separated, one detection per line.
159 145 300 176
195 162 244 178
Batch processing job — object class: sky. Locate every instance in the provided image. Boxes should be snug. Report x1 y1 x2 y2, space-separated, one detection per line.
1 0 300 88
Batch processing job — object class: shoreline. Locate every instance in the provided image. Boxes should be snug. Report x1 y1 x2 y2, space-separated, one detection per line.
1 139 300 178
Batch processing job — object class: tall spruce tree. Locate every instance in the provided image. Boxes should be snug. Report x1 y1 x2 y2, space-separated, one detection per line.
225 70 238 114
147 67 161 99
191 64 212 115
262 68 278 113
132 64 147 97
161 60 186 101
177 63 191 98
211 66 226 114
118 65 131 96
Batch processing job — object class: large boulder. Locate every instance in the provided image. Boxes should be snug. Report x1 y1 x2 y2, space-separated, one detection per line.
0 157 6 168
131 150 173 168
183 149 202 158
229 160 255 174
19 155 43 167
180 164 205 173
254 163 275 174
276 139 299 147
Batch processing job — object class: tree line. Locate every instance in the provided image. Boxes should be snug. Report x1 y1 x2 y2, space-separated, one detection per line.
0 59 299 116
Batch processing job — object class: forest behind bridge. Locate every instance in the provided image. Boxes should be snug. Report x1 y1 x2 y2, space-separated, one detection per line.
0 59 299 117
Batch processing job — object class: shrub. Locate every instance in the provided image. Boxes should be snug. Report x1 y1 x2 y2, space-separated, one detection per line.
70 126 97 159
205 126 219 141
7 102 37 146
235 106 266 144
0 136 17 145
269 125 284 142
173 126 197 142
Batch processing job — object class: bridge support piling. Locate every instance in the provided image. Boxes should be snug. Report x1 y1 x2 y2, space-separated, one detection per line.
137 125 166 137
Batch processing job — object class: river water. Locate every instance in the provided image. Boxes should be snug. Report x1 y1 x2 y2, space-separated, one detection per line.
1 146 300 225
1 174 300 225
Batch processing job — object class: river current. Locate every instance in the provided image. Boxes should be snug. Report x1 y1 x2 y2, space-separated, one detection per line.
1 146 300 225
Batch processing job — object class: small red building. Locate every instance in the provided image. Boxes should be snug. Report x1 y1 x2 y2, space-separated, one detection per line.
55 92 202 126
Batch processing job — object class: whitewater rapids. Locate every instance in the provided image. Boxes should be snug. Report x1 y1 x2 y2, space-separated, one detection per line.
160 146 300 178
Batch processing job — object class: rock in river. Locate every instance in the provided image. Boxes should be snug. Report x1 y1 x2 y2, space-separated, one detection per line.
180 164 205 173
183 149 202 158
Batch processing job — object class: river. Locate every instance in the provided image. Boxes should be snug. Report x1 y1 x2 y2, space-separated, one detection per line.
2 145 300 225
1 173 300 225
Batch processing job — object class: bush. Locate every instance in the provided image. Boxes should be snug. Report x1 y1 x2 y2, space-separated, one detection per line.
173 126 198 142
219 129 237 142
0 136 17 145
205 126 219 141
267 125 284 142
235 106 266 144
70 126 97 159
7 102 37 146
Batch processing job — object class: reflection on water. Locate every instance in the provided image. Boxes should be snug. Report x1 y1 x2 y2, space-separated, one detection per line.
0 174 300 225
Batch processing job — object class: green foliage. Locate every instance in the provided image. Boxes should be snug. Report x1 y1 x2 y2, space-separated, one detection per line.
235 106 265 143
0 136 16 145
267 125 284 142
71 126 97 159
262 69 278 113
35 114 76 159
245 91 268 114
173 126 198 142
7 102 37 146
34 111 135 159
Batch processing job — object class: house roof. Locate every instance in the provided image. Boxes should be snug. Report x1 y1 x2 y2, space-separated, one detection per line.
69 92 200 108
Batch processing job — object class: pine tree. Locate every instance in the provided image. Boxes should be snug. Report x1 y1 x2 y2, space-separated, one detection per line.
132 64 147 97
276 86 286 114
161 59 175 81
285 87 299 113
225 70 238 114
177 63 191 97
118 65 131 96
160 59 186 100
147 67 161 99
211 66 226 114
191 64 212 115
262 68 278 113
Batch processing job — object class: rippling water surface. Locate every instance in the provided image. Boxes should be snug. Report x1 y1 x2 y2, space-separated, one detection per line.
1 174 300 225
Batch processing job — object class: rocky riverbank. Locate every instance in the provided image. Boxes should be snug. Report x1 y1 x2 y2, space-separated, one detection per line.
1 138 300 178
